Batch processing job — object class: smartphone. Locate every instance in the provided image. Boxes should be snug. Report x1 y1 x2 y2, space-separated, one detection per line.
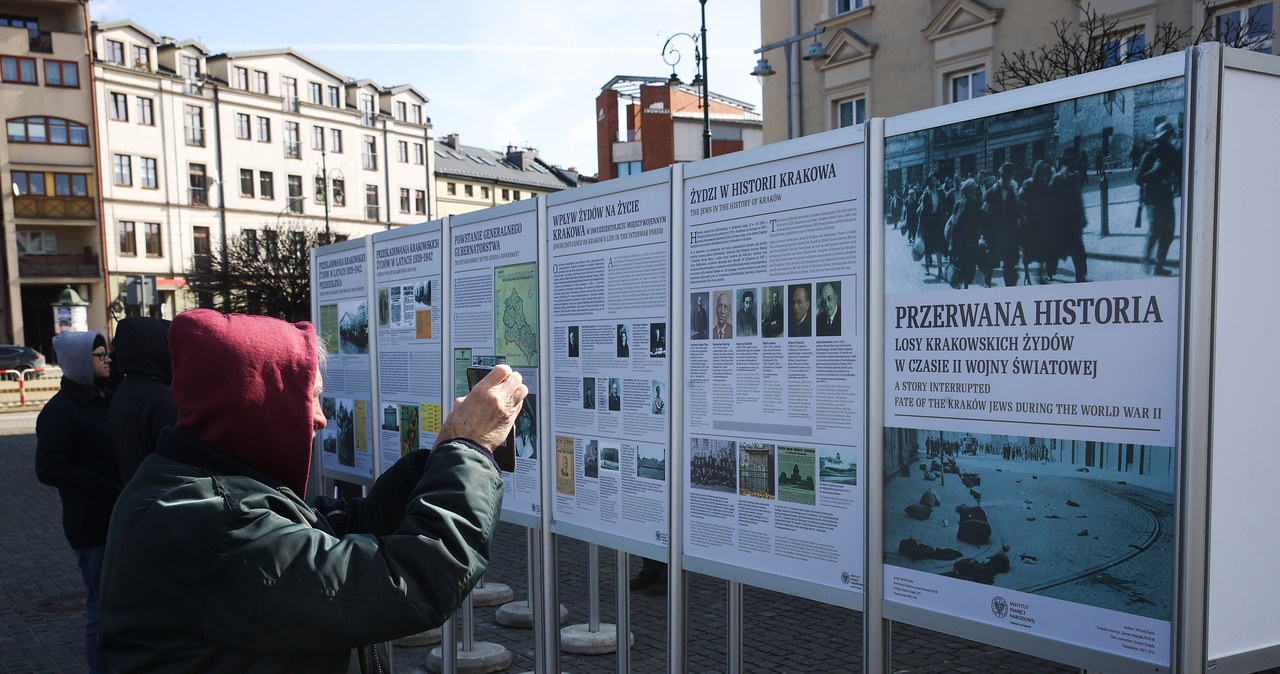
465 366 517 473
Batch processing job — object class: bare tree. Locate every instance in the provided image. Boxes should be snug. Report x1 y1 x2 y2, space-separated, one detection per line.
185 221 341 322
991 3 1274 92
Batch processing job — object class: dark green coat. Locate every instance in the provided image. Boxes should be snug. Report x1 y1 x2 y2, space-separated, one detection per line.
99 429 504 673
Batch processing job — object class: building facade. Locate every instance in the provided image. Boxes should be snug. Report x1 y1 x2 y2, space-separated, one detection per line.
757 0 1273 144
92 20 437 319
433 133 582 217
0 0 102 355
595 76 764 181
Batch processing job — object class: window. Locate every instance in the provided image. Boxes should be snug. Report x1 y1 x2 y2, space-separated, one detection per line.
110 93 128 121
284 121 301 158
263 229 278 258
52 173 88 196
137 97 154 125
281 76 298 111
1096 28 1147 67
253 70 268 94
309 82 323 105
189 164 208 206
396 101 407 120
4 117 86 145
118 221 136 256
1216 2 1275 53
413 143 425 165
113 154 132 186
104 39 124 65
257 116 271 142
415 189 426 214
240 168 255 197
501 188 509 200
12 171 45 195
235 113 251 139
43 60 78 87
446 182 457 196
837 97 866 128
332 178 346 206
259 171 274 199
328 85 340 108
180 55 199 79
615 161 641 177
513 190 522 201
233 66 248 90
397 140 409 162
312 125 325 150
363 134 378 170
193 226 211 260
16 230 57 255
464 184 473 197
411 104 423 125
145 222 162 256
0 15 40 40
140 157 157 188
288 231 305 255
184 104 205 146
287 174 303 213
330 128 343 153
949 68 987 103
835 0 867 14
360 93 376 126
481 186 490 198
365 185 379 221
243 229 259 258
1 56 36 84
399 187 411 212
132 45 149 70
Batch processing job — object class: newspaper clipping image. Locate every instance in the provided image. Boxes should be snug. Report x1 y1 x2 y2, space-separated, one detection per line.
315 245 374 481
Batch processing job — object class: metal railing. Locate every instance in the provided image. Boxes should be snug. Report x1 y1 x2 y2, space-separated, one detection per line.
0 367 61 407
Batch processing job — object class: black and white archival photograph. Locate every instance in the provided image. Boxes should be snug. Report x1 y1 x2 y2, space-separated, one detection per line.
689 437 736 493
689 292 709 340
738 442 776 500
884 79 1185 292
649 322 667 357
882 427 1174 620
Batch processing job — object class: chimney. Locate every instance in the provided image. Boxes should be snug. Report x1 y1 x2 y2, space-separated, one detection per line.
441 133 459 150
506 146 537 170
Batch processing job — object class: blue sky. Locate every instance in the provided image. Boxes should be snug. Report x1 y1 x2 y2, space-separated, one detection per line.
89 0 766 176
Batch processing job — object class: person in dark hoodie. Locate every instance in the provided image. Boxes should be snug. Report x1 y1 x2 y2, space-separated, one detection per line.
35 330 116 674
107 317 177 484
99 310 523 672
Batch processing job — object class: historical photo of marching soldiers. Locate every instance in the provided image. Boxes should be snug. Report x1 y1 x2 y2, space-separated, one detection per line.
882 427 1175 620
884 79 1184 292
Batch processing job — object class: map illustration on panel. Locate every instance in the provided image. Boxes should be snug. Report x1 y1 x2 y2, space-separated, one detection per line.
494 262 538 367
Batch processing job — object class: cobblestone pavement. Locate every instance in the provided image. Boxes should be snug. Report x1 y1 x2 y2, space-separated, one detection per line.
2 410 1276 673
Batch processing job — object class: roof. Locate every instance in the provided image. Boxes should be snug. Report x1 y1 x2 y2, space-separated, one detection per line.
93 20 161 44
385 84 429 104
601 75 756 111
434 140 577 190
211 48 348 82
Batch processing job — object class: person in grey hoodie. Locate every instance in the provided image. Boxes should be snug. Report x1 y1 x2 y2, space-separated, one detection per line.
35 330 116 674
107 317 177 484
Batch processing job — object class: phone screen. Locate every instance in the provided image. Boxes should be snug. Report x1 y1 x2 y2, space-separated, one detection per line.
465 366 516 472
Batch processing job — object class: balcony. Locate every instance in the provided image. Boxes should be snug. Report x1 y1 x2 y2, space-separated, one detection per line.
19 252 98 278
12 195 94 219
29 31 52 53
283 96 299 113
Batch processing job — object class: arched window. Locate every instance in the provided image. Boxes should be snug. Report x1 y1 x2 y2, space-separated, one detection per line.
6 116 88 145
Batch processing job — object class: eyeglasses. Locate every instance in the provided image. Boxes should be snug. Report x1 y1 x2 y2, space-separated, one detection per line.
92 352 110 361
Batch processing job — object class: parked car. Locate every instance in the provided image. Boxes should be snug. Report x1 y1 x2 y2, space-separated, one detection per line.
0 345 46 379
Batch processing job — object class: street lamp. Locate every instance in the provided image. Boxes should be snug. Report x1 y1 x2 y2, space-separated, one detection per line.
752 27 830 139
660 0 711 159
313 147 343 241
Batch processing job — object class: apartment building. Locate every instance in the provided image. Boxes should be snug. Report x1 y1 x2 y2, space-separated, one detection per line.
0 0 102 355
92 20 436 318
757 0 1274 143
433 133 582 217
594 76 764 181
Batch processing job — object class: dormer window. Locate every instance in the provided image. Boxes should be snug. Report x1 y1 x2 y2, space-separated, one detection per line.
180 54 199 79
132 45 149 70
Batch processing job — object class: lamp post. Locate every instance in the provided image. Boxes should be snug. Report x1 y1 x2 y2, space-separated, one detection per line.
661 0 711 159
313 147 342 241
751 27 830 140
